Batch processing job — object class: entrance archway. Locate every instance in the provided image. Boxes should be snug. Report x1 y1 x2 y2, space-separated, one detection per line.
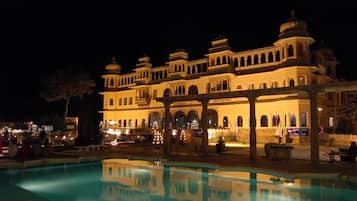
187 110 200 129
207 109 218 128
174 111 185 129
149 112 161 128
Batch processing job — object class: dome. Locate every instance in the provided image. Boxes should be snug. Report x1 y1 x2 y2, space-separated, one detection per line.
105 56 121 73
279 10 309 39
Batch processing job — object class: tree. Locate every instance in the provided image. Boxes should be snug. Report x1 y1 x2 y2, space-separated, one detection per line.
40 69 96 118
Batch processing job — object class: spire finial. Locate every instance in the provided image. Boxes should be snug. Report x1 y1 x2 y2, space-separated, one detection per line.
290 9 295 17
112 56 117 63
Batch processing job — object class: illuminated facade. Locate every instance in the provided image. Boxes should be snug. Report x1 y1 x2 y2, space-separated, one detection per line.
100 14 336 143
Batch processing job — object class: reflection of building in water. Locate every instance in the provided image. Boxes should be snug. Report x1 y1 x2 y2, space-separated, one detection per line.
101 159 164 201
101 159 311 201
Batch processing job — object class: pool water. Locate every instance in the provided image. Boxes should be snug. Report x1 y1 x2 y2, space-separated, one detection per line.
1 159 357 201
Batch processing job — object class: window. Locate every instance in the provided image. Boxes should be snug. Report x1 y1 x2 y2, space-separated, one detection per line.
300 112 307 127
119 98 122 106
288 44 294 57
260 115 268 127
329 117 334 127
129 97 132 105
272 115 280 127
298 76 305 86
124 98 127 105
223 116 228 128
109 99 114 106
237 116 243 127
290 114 296 127
289 79 295 87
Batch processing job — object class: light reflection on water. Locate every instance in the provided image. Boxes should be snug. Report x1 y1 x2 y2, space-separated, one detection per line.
0 159 357 201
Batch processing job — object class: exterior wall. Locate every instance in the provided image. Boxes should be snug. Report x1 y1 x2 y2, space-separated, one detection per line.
100 18 337 144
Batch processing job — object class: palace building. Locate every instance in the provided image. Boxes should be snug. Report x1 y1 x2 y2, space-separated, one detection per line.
99 13 336 144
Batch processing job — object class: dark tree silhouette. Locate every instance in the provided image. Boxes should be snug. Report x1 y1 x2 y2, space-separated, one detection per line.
40 69 96 118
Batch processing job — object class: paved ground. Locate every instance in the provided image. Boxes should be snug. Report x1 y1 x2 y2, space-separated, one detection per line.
1 142 356 181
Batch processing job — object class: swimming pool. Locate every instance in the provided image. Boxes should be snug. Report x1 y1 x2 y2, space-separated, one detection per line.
1 159 357 201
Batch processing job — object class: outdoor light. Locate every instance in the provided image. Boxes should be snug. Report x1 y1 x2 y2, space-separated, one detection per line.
318 107 323 112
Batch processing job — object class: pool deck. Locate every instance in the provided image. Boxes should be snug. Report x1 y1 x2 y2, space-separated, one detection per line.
1 143 356 181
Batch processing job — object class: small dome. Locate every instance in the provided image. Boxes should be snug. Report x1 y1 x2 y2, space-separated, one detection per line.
105 56 121 73
279 10 309 39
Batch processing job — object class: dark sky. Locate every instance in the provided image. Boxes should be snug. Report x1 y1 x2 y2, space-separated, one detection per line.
1 1 357 121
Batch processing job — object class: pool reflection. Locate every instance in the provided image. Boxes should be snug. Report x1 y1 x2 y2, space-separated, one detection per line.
100 159 311 201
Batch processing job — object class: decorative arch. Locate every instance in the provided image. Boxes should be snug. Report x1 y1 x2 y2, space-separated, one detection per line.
163 88 171 97
268 52 274 62
187 110 200 129
261 53 266 64
260 115 268 127
247 56 252 65
222 56 227 64
288 44 294 57
275 51 280 61
254 55 259 64
149 112 161 128
188 85 199 96
174 111 185 129
240 57 245 66
207 109 218 128
233 58 238 67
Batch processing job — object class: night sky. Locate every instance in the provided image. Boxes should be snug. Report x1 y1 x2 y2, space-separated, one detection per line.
1 1 357 121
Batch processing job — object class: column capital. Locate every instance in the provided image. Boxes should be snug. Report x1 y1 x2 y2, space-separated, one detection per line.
199 98 209 105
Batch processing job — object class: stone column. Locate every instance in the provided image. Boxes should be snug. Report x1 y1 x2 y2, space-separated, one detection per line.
201 98 209 155
248 94 257 160
164 100 171 156
309 90 319 164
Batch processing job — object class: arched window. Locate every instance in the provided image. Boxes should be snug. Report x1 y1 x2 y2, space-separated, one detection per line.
187 66 191 74
163 88 171 97
261 53 266 64
222 56 227 64
119 98 122 106
272 115 280 127
174 64 178 72
223 116 228 128
192 65 196 74
298 76 305 86
124 98 127 105
207 109 218 128
290 114 296 127
109 98 114 106
260 115 268 127
240 57 245 66
268 52 274 62
174 111 185 129
233 58 238 67
188 85 199 96
129 97 132 104
275 51 280 61
288 45 294 57
247 56 252 66
110 79 114 86
289 79 295 87
254 55 259 64
216 57 221 65
237 116 243 127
